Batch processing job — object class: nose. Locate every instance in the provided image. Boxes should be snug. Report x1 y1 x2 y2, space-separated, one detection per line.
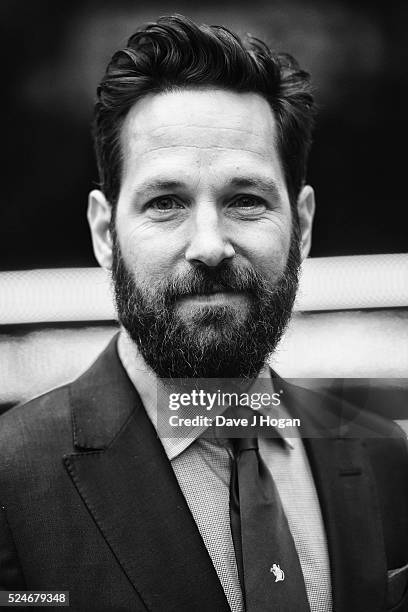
184 204 235 267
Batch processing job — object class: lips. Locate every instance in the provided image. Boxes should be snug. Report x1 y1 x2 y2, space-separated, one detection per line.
177 290 246 303
186 283 232 296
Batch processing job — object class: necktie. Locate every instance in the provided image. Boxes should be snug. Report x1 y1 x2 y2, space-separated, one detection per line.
229 424 311 611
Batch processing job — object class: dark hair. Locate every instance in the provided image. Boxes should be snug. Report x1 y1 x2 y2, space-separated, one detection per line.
94 14 315 209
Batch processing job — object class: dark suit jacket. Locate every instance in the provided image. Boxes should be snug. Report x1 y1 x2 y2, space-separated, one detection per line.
0 337 407 611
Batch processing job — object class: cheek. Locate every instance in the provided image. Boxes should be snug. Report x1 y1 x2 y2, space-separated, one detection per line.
118 225 182 283
236 222 291 279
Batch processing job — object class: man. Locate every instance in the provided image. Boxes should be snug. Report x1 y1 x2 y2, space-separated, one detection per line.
1 14 407 612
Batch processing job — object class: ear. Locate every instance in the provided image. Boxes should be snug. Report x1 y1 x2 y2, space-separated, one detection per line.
87 189 113 269
296 185 315 261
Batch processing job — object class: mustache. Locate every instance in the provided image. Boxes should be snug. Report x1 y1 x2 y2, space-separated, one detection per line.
159 263 271 303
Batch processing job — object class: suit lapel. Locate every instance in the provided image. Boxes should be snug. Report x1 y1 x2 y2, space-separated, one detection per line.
64 337 230 612
277 376 387 612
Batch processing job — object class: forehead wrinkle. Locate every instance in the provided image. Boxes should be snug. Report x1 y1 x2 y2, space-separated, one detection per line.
125 125 275 155
123 89 276 132
134 123 271 137
128 120 277 142
127 144 272 158
122 119 279 159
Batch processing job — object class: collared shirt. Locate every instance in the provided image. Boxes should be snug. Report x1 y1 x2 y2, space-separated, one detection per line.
118 331 332 612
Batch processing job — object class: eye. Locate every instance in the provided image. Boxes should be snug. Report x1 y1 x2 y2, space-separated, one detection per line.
235 196 255 206
148 196 184 212
229 195 266 211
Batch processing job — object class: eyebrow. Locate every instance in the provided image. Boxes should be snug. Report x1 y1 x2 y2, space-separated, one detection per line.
227 177 281 199
135 179 186 195
134 175 282 199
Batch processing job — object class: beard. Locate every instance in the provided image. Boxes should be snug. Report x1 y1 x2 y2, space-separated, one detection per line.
111 225 301 379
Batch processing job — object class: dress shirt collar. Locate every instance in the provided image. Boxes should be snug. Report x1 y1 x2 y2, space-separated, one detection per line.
117 329 294 460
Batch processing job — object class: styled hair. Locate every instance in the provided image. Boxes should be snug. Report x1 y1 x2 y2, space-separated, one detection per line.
94 14 315 209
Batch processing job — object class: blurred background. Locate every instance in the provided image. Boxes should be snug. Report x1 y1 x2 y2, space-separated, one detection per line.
1 0 407 271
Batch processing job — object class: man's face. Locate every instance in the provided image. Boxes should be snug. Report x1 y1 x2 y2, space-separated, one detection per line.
89 88 314 378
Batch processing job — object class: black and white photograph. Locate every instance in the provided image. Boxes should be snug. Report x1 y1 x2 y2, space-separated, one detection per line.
0 2 407 610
